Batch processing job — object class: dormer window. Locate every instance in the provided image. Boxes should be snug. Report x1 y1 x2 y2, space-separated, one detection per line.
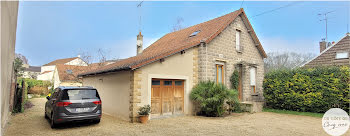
189 30 201 37
336 52 349 59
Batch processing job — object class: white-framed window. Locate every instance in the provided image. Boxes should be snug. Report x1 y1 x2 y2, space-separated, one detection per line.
335 52 349 59
250 67 256 93
236 30 241 52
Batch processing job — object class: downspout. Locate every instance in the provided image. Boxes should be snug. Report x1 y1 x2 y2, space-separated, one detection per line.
200 40 208 81
206 43 208 81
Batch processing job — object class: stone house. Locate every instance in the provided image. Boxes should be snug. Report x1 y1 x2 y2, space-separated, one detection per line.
302 33 350 67
37 56 88 81
79 8 267 122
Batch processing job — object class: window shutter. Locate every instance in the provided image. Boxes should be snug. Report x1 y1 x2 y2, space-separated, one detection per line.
250 67 256 86
236 31 240 51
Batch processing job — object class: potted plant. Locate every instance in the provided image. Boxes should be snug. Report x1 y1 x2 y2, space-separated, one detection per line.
138 105 151 124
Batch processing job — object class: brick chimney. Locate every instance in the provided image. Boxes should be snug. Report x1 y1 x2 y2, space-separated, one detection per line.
137 31 143 55
319 38 327 53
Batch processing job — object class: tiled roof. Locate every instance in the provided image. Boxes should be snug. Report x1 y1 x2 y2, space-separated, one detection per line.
56 64 90 82
24 66 41 72
301 33 350 67
80 8 266 76
43 57 78 66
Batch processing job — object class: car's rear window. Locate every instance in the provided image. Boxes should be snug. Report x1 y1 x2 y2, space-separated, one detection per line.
61 89 100 100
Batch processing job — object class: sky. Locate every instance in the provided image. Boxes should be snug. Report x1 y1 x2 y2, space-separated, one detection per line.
15 1 350 66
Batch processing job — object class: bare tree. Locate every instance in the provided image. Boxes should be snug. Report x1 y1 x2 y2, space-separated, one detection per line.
264 51 315 73
171 17 184 32
79 51 93 65
15 53 28 65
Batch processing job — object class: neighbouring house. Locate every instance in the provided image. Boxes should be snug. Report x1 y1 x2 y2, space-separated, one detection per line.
302 33 350 67
79 8 267 122
21 64 41 79
37 56 88 81
52 64 91 88
1 1 19 134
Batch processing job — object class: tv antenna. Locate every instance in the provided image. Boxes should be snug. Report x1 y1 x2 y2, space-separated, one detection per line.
137 1 144 33
318 11 334 41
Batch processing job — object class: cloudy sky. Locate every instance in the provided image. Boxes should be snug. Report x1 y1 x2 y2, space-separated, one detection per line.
15 1 350 66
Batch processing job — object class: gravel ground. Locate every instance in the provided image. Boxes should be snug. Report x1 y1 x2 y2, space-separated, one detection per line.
4 98 341 136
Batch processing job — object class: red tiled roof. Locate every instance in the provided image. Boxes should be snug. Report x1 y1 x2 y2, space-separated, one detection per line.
80 8 266 76
44 57 78 66
56 64 90 82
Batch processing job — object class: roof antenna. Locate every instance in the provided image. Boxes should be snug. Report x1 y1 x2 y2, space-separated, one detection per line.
137 1 144 34
347 5 349 34
318 11 334 41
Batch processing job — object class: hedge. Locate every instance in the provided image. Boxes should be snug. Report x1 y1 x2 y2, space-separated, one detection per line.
17 78 52 95
263 66 349 114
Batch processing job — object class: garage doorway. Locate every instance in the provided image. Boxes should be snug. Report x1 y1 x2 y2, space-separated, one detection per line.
151 79 184 116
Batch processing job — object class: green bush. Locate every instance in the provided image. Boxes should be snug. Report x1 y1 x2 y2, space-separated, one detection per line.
227 70 242 113
190 81 236 117
263 66 350 113
230 70 239 90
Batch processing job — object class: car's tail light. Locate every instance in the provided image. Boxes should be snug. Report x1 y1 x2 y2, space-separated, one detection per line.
56 102 72 107
93 100 102 105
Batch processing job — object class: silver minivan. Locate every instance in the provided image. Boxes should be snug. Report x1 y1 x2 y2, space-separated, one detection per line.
45 86 102 128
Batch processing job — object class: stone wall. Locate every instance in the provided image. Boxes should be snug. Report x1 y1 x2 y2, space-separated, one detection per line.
129 69 142 122
198 15 265 102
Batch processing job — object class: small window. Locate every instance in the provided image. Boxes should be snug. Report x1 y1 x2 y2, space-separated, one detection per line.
236 30 241 52
216 64 224 84
336 52 349 59
164 81 172 86
250 67 256 93
66 69 73 74
189 30 201 37
175 81 183 86
152 80 160 85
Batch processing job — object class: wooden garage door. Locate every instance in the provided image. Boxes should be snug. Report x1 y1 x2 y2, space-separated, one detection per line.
151 79 184 116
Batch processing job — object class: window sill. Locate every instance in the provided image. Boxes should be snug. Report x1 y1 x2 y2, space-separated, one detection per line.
251 93 259 96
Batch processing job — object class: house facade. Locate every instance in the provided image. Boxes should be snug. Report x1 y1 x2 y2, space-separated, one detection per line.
80 8 267 122
22 64 41 79
302 33 350 67
37 56 87 81
52 64 88 88
1 1 19 134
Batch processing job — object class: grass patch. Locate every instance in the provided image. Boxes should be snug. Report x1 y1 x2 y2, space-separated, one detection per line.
263 108 324 118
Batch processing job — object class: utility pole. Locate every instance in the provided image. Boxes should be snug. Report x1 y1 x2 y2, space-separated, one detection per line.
318 11 334 41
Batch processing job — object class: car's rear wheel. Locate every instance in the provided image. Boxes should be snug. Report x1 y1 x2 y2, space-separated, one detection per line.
50 113 56 128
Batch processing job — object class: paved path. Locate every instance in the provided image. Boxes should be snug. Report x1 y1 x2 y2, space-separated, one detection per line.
4 98 340 136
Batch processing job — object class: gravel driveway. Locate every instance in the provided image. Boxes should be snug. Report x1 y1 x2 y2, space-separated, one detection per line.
4 98 338 136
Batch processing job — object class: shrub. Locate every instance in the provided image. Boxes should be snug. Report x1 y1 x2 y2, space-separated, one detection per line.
227 70 242 113
190 81 236 117
263 66 350 114
18 78 52 95
230 70 239 90
138 105 151 116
